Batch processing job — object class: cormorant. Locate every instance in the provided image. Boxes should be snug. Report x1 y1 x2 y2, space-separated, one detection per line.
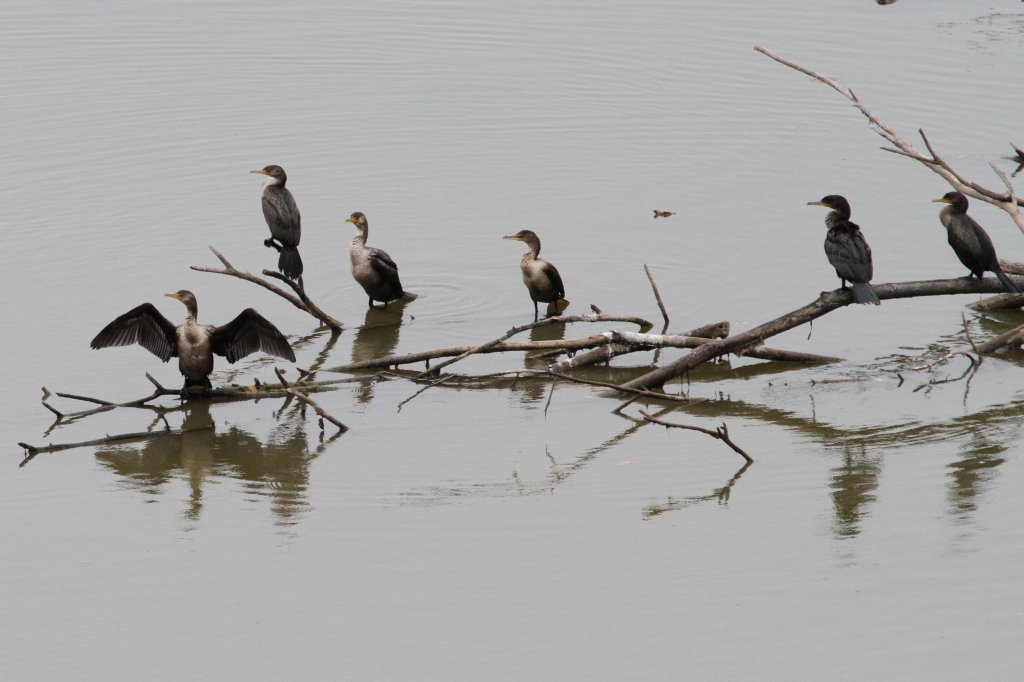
503 229 566 319
932 191 1020 293
251 164 303 280
346 212 405 308
91 290 296 395
807 195 880 305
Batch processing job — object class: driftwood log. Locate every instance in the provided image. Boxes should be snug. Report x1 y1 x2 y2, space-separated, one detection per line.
617 277 1024 393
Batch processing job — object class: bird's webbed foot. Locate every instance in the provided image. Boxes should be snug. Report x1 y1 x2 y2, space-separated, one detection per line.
180 379 213 399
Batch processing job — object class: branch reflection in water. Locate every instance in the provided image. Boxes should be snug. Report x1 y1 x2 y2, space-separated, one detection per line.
93 400 325 527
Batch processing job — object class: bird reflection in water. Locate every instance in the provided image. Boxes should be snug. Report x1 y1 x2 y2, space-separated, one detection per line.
509 321 566 405
350 297 410 404
946 427 1006 524
93 400 320 527
829 443 882 539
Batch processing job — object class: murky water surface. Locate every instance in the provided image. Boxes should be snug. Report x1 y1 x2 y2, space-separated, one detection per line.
4 1 1024 679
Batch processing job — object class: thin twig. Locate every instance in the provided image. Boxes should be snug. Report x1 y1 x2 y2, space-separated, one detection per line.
19 425 214 458
285 388 348 433
644 264 670 328
396 375 451 412
639 410 753 463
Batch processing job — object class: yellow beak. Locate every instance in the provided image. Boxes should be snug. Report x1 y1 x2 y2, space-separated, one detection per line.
164 292 181 300
250 169 270 176
503 235 522 241
931 198 952 204
345 216 358 224
806 201 829 208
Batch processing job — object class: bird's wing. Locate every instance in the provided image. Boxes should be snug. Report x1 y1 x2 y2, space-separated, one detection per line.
540 260 565 298
90 303 178 361
963 214 998 261
262 188 301 243
826 225 873 282
369 248 401 281
211 309 296 364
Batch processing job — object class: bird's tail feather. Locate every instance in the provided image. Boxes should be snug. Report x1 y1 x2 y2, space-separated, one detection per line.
851 282 880 305
279 247 303 279
995 268 1021 294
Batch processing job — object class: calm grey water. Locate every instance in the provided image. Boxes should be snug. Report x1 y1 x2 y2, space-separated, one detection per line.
4 1 1024 679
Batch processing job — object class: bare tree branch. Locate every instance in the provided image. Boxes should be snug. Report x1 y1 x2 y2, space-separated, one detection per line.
286 388 349 433
644 264 670 328
617 276 1024 394
191 245 343 331
19 425 214 460
755 45 1024 233
639 410 753 463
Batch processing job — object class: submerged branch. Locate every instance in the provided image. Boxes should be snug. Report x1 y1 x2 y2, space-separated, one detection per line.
19 425 215 460
640 409 753 463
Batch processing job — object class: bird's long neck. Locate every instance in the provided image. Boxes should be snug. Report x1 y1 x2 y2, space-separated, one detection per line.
523 235 541 258
183 299 198 322
351 227 368 248
825 211 849 230
261 176 284 193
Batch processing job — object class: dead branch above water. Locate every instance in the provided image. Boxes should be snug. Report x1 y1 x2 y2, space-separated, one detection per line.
617 276 1024 394
755 45 1024 231
191 246 344 331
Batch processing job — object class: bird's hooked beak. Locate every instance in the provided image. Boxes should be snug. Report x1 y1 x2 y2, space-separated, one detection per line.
806 201 829 208
503 234 523 241
932 197 953 205
250 169 271 176
345 216 358 225
165 292 182 301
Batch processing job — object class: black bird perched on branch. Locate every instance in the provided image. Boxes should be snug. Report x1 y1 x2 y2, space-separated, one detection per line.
346 212 406 308
91 290 296 396
932 191 1020 293
807 195 880 305
503 229 566 319
251 164 303 280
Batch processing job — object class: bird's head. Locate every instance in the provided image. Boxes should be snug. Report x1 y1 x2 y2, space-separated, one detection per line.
165 290 198 315
503 229 538 243
932 191 967 212
807 194 851 219
346 212 368 229
250 165 287 184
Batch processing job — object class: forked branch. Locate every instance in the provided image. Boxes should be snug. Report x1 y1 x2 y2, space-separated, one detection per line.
191 246 343 331
754 45 1024 233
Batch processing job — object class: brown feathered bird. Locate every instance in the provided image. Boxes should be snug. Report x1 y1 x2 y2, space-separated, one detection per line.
91 290 295 396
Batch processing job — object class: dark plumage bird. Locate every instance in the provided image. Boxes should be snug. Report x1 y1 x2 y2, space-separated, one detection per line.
807 195 880 305
91 290 296 396
503 229 566 319
347 212 405 308
932 191 1020 293
251 164 303 280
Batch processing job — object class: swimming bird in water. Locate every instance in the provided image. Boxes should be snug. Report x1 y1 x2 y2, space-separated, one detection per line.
932 191 1020 293
91 290 296 396
251 164 303 280
346 212 405 308
807 195 880 305
503 229 566 319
